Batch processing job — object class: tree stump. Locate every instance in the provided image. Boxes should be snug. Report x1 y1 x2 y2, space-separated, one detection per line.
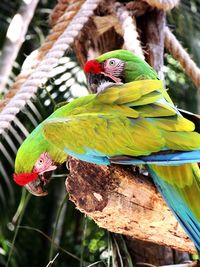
66 157 196 254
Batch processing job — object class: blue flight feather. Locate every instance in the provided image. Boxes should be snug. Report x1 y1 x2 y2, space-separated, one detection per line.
64 148 110 165
110 150 200 165
148 166 200 251
64 148 200 166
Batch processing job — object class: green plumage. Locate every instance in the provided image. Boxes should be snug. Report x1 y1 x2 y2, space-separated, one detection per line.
16 78 199 173
151 164 200 219
41 80 200 159
96 49 173 104
16 79 200 174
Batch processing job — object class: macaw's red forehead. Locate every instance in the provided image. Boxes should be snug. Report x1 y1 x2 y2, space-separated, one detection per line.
84 60 103 74
13 172 38 186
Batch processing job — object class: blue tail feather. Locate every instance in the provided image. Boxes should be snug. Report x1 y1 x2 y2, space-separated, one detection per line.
148 166 200 252
110 150 200 165
65 147 200 166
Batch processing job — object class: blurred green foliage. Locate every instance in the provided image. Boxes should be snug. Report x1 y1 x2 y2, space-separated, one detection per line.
165 0 200 113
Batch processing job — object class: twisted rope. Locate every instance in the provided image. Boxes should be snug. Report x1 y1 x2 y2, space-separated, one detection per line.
143 0 179 11
0 0 86 111
0 0 101 135
49 0 71 27
114 3 145 60
165 26 200 90
39 0 85 58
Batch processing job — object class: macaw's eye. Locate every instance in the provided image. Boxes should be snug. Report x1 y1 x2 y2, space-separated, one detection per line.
103 58 124 79
38 159 44 165
109 59 116 66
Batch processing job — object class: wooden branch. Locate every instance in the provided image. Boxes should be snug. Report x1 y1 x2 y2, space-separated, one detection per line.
66 157 196 254
125 237 191 265
73 1 149 68
137 9 165 79
145 9 165 79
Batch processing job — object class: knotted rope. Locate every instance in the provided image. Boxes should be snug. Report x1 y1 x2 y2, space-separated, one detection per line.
115 0 200 90
144 0 200 89
165 26 200 89
0 0 101 135
114 3 145 60
0 0 85 111
39 0 85 58
143 0 179 11
49 0 71 27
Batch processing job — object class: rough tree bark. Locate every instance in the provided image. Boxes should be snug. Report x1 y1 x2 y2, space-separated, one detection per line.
66 158 195 254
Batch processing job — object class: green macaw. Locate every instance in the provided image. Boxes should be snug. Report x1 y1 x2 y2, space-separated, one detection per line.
83 49 200 252
14 51 200 252
84 49 200 130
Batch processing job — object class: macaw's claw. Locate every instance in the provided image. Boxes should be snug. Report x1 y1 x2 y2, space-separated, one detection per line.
24 171 52 196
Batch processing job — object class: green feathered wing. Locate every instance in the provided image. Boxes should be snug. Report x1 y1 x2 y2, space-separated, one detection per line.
43 80 200 155
41 80 200 249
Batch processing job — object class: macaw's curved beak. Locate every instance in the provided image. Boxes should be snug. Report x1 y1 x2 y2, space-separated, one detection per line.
24 171 53 196
87 73 115 93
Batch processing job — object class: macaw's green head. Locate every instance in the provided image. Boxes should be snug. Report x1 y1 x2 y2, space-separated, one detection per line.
14 124 67 196
84 49 158 93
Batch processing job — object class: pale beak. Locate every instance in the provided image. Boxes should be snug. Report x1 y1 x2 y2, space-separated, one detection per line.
39 165 57 174
87 73 115 93
25 165 57 196
25 179 48 196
